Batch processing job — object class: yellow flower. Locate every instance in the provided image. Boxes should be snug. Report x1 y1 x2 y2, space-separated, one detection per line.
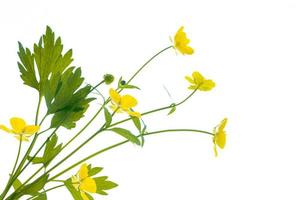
72 164 97 200
185 71 216 91
213 118 227 157
0 117 39 141
174 26 194 55
109 88 141 118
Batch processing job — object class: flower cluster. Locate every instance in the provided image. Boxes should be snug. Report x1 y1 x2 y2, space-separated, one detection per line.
0 26 228 200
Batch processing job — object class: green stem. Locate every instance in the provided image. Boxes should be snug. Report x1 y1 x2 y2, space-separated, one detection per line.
10 138 22 182
111 89 197 128
35 95 42 125
26 184 64 200
49 128 212 181
46 89 197 182
0 95 43 199
126 46 173 85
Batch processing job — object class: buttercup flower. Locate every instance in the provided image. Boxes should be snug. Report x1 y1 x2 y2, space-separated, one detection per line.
109 88 141 118
185 71 216 91
72 164 97 200
174 26 194 55
213 118 228 157
0 117 39 141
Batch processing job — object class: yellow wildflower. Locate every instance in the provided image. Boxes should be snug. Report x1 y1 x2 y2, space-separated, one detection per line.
213 118 227 157
109 88 141 118
0 117 39 141
174 26 194 55
185 71 215 91
72 164 97 200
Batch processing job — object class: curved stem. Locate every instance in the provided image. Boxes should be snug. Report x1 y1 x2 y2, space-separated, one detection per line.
126 46 173 85
111 89 197 128
11 138 22 178
26 184 64 200
49 128 212 181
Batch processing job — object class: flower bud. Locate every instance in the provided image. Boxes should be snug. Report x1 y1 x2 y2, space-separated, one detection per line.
103 74 114 85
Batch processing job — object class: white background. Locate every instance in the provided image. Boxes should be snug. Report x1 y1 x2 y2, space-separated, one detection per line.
1 0 300 199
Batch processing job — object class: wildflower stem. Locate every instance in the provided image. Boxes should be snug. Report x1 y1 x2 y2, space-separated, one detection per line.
11 138 22 178
26 184 64 200
47 89 198 181
49 128 212 181
111 89 198 128
126 45 173 86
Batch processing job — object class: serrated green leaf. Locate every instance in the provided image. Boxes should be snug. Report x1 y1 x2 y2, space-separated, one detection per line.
64 178 83 200
104 107 112 127
109 128 140 145
94 176 118 195
28 134 62 168
17 42 39 90
8 175 49 200
168 103 176 115
18 26 93 130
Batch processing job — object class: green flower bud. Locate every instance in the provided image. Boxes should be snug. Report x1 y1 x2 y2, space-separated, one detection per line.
103 74 114 85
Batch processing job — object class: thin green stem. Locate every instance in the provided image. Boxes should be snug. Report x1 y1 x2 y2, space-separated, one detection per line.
111 89 198 128
0 95 43 199
126 46 173 85
47 89 197 181
35 95 42 125
26 184 64 200
49 128 212 181
11 138 22 179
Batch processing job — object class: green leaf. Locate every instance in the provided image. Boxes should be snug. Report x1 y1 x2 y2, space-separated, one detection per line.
8 175 49 199
17 42 39 90
33 193 47 200
47 68 95 129
117 77 140 90
131 116 141 132
104 107 112 127
28 134 62 168
27 156 44 164
12 177 22 191
109 128 140 145
94 176 118 196
64 178 83 200
168 103 176 115
88 167 103 177
18 26 94 130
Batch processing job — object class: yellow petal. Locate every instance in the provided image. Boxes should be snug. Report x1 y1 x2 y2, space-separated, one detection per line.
0 125 13 133
10 117 26 134
185 76 195 84
174 26 194 55
109 88 121 105
198 79 216 91
192 71 204 85
219 118 228 131
214 143 218 157
79 164 89 180
127 111 141 118
216 132 226 149
120 95 138 110
80 177 97 193
80 191 90 200
24 125 40 134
